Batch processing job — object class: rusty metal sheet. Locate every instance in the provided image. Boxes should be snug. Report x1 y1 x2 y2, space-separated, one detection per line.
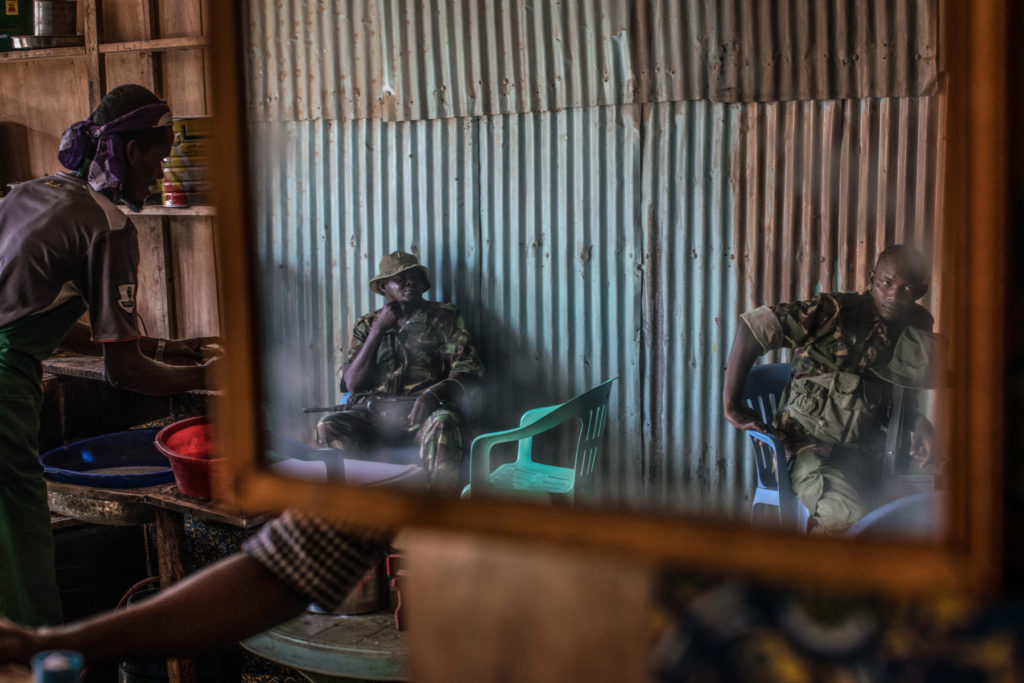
732 96 945 316
244 0 939 124
649 0 939 103
639 100 749 515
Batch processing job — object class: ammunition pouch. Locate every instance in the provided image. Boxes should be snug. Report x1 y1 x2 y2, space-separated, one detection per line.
783 371 886 444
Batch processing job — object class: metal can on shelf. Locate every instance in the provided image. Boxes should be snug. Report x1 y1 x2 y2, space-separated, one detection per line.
33 0 76 36
162 116 210 207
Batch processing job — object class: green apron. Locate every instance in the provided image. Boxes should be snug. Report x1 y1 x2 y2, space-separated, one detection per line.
0 298 86 626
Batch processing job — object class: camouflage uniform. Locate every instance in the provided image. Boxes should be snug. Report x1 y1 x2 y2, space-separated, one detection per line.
741 292 933 535
316 301 483 492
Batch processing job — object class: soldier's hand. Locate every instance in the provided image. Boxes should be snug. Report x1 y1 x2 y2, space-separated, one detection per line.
371 301 401 333
409 389 441 427
724 403 770 433
909 425 935 469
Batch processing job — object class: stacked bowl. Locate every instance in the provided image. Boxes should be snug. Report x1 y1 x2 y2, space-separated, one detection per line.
161 116 211 208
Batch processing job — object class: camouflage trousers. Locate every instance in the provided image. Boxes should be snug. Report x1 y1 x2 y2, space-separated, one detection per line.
315 407 466 494
786 440 884 537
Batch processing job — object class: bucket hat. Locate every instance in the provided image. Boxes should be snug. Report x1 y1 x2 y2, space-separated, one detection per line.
369 251 431 295
870 326 950 389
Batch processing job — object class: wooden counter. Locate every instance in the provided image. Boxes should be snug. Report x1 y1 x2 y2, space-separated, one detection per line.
42 352 222 396
46 480 263 529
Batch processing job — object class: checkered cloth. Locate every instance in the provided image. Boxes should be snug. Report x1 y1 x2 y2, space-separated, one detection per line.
241 509 390 610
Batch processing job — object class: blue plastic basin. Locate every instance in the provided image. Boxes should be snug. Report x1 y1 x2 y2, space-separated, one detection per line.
40 428 175 489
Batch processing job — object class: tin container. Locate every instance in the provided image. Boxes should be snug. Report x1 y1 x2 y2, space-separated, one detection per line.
161 116 211 207
12 34 82 47
161 179 210 207
171 116 211 142
307 558 389 615
33 0 76 36
162 165 209 184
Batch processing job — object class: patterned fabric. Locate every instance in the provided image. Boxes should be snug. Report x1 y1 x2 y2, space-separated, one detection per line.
58 101 172 198
241 509 391 611
182 512 261 573
241 655 305 683
652 572 1024 682
341 301 483 398
316 406 466 492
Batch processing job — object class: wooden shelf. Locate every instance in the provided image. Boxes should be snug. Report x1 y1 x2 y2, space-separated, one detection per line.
0 35 206 63
0 197 215 217
99 35 209 54
0 45 86 62
121 204 217 216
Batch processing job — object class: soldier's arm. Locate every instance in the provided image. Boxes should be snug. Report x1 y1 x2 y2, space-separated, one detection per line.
723 321 771 432
342 306 398 392
909 412 937 469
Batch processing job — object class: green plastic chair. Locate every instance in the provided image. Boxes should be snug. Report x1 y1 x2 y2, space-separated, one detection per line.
460 378 616 504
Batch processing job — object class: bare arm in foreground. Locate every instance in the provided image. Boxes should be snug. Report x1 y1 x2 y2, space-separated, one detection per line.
0 554 307 665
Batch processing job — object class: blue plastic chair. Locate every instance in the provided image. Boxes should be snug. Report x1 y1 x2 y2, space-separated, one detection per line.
460 378 616 504
742 363 810 532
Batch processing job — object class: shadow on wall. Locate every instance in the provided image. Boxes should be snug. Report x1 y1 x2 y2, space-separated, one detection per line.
0 122 31 192
472 305 561 438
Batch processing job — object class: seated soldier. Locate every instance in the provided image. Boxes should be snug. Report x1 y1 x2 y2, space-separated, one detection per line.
317 251 483 493
722 245 941 536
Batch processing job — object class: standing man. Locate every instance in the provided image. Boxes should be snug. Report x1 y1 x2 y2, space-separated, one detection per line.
722 245 940 535
317 250 483 493
0 84 217 626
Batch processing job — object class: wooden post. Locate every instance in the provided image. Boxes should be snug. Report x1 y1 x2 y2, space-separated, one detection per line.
82 0 104 110
154 509 196 683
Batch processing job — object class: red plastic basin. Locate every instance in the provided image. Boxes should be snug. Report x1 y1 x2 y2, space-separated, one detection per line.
154 416 223 498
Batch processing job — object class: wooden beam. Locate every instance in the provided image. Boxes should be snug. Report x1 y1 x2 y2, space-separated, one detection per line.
137 0 161 94
82 0 104 110
0 46 85 63
98 35 209 54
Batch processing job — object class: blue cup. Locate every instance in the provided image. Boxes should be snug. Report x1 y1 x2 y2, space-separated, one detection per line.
30 650 83 683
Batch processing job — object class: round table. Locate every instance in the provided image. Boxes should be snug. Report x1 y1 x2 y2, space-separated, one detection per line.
241 611 407 682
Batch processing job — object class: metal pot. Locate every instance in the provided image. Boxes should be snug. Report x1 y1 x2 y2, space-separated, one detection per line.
34 0 76 36
308 558 389 616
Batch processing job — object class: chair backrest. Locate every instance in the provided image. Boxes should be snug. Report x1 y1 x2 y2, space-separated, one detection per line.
514 377 616 482
569 378 615 481
742 362 791 489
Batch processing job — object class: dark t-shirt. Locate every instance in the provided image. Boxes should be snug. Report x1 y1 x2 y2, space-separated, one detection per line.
0 172 139 342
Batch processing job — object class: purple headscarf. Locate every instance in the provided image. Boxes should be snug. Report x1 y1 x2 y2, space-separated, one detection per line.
58 101 173 197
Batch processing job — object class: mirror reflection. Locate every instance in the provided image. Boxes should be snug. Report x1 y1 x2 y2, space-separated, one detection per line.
245 0 948 540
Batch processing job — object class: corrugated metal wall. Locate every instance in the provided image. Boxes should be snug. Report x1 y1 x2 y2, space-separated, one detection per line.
243 0 944 518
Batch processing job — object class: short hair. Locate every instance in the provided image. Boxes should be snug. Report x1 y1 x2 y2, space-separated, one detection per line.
876 244 929 285
92 84 171 151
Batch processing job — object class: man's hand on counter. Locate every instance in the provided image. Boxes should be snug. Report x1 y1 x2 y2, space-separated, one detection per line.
161 337 223 366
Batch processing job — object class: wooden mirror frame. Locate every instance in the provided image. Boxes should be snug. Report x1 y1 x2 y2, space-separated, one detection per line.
206 0 1007 596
